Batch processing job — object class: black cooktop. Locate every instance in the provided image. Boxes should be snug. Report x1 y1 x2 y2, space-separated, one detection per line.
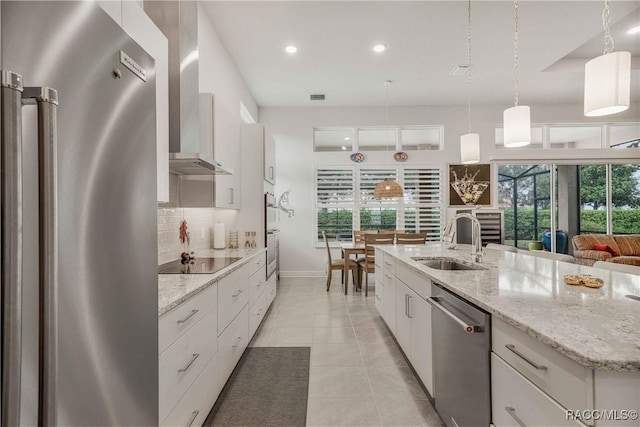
159 257 241 274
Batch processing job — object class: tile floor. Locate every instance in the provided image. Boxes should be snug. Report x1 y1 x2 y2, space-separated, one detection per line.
249 276 444 427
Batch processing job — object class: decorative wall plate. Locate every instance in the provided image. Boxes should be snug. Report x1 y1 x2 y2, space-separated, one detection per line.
393 151 408 162
350 152 365 163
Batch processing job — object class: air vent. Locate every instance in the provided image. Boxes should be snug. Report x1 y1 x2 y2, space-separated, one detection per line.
310 94 326 101
449 65 469 76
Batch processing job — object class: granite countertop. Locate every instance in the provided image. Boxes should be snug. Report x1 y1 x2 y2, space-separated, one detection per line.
379 243 640 371
158 248 266 317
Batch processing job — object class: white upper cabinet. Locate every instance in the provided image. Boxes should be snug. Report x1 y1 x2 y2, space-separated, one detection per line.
264 133 276 185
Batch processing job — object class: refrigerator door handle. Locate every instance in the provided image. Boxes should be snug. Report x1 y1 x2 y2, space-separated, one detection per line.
1 70 25 427
23 86 59 427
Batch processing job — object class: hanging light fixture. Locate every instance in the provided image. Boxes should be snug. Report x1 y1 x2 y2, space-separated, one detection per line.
374 179 403 199
460 0 480 164
584 0 631 117
374 81 404 199
503 0 531 148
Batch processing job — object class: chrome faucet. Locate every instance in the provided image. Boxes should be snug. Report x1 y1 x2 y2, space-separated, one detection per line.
442 213 483 263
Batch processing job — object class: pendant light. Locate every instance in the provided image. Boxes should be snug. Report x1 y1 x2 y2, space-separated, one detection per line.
374 80 403 199
503 0 531 148
460 0 480 164
584 0 631 117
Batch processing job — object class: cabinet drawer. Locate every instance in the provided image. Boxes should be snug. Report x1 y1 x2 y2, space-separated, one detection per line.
159 284 217 354
218 305 249 381
159 309 218 421
492 317 593 413
218 267 249 335
492 353 587 427
383 253 396 275
265 274 277 308
382 270 395 288
248 266 267 307
374 248 384 270
248 252 266 277
396 262 431 299
249 291 267 339
161 353 222 427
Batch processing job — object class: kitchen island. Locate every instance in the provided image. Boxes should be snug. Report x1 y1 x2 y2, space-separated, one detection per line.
157 248 275 427
376 243 640 427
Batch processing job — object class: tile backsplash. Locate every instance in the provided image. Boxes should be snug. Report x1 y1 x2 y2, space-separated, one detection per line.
158 208 238 265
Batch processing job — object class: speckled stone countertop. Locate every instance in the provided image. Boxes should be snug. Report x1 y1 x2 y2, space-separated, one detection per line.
379 244 640 371
158 248 266 317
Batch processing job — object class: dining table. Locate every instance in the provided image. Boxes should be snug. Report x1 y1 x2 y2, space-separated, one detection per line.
340 242 366 295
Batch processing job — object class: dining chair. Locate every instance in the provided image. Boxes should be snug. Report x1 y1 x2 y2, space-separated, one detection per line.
357 233 395 296
353 229 377 243
593 261 640 275
323 232 359 292
395 232 427 245
485 243 519 253
520 249 576 263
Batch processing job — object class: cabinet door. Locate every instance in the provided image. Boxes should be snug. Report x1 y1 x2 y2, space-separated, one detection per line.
408 288 433 396
383 272 396 335
394 281 411 353
264 133 276 184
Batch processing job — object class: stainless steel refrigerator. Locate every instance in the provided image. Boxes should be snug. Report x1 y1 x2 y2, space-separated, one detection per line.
1 2 158 426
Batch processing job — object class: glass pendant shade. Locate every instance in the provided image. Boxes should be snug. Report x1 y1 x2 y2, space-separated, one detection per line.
460 133 480 164
503 105 531 147
373 179 403 199
584 51 631 117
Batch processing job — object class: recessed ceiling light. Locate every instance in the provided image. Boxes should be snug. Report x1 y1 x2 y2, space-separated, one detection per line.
373 44 386 53
341 146 347 150
285 45 298 54
628 26 640 35
344 137 351 141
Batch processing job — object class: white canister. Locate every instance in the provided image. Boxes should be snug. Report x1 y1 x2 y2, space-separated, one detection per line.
213 222 225 249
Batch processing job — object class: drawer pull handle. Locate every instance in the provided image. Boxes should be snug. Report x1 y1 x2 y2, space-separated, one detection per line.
232 336 242 351
178 353 200 373
256 308 263 315
505 407 527 427
232 290 243 298
375 294 382 301
505 344 548 371
176 309 199 324
256 282 263 287
186 410 200 427
384 274 392 279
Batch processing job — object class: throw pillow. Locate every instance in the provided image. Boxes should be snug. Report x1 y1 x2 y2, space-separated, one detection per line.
593 244 619 257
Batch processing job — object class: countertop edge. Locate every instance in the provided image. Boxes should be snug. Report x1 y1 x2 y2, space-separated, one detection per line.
158 249 266 317
385 247 640 372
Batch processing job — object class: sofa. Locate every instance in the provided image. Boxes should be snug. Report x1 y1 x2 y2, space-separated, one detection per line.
572 234 640 266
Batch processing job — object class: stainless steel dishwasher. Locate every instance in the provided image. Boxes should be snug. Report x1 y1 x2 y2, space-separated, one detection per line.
428 282 491 427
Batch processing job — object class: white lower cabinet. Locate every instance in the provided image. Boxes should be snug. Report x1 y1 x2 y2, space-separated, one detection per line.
382 272 396 334
492 353 587 427
161 353 221 427
395 279 434 396
249 291 267 338
374 279 384 316
218 305 250 380
159 309 218 421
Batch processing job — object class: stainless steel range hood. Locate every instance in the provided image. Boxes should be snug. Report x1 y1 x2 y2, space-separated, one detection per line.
145 0 231 176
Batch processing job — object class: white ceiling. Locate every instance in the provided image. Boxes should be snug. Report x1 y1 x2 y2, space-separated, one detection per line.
201 1 640 108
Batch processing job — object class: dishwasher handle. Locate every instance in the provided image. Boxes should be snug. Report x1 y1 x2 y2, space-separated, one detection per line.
427 296 483 333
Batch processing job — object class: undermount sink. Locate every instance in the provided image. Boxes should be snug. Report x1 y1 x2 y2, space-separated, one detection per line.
411 257 488 271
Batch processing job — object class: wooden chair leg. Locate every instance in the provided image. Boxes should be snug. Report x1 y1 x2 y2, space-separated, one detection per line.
326 268 332 292
365 270 369 297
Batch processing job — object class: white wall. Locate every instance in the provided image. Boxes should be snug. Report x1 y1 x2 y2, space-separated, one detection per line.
260 102 640 277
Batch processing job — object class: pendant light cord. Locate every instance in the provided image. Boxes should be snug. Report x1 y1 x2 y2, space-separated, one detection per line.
467 0 472 133
602 0 614 55
513 0 519 107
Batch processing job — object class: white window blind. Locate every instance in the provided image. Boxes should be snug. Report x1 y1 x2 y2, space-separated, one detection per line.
403 168 442 240
316 166 442 243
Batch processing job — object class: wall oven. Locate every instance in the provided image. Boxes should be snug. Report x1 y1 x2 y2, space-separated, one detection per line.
265 193 279 280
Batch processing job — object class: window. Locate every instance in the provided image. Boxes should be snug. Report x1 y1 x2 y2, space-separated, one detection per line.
316 166 442 242
313 126 443 152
